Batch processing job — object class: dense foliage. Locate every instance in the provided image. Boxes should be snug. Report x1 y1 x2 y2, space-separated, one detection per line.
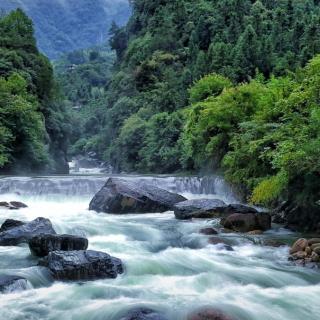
98 0 320 174
0 9 70 173
54 45 115 157
0 0 130 59
182 58 320 226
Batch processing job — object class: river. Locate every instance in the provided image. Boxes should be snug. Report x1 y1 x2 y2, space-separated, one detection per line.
0 175 319 320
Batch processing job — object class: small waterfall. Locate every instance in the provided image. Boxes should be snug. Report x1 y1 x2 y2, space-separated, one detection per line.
0 175 238 203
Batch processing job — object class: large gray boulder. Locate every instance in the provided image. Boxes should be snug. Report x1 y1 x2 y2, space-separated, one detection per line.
29 234 88 257
89 178 186 214
0 217 56 246
174 199 227 220
39 250 123 281
0 275 29 293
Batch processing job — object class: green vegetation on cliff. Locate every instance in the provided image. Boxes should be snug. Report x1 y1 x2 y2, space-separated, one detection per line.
0 9 70 173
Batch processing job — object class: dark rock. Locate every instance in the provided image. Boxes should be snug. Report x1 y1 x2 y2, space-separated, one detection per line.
0 219 25 233
39 250 123 281
208 237 234 251
199 227 219 235
119 307 169 320
0 275 29 293
0 201 10 208
225 204 258 214
9 201 28 209
187 307 235 320
221 212 271 232
89 178 186 214
263 239 286 247
0 217 56 246
29 234 88 257
174 199 227 220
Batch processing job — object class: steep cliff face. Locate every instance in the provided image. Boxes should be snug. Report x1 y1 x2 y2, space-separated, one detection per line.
0 0 130 59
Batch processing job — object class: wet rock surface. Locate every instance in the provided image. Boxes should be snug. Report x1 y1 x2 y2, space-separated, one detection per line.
199 227 219 235
0 201 28 210
174 199 227 220
119 307 169 320
29 234 89 257
0 275 29 293
39 250 123 281
221 212 271 232
89 178 186 214
187 307 236 320
0 217 56 246
0 219 25 233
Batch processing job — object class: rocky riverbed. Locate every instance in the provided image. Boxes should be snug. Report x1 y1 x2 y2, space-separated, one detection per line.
0 175 319 320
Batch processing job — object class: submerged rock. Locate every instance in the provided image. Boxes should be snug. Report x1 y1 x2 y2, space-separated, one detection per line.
187 307 236 320
89 178 186 214
208 237 234 251
0 217 56 246
199 227 219 235
221 212 271 232
39 250 123 281
119 307 169 320
0 275 29 293
29 234 89 257
0 219 25 233
174 199 227 220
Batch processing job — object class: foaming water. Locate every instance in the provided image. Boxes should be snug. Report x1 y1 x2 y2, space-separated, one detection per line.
0 175 319 320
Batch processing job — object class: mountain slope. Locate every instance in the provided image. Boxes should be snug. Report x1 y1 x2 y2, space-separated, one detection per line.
0 0 130 59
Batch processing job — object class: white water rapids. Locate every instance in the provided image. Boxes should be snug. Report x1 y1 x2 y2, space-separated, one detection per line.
0 175 319 320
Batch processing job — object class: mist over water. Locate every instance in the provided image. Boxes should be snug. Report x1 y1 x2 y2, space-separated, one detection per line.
0 175 319 320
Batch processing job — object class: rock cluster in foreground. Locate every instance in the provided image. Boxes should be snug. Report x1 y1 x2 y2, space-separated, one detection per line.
289 238 320 267
0 216 123 291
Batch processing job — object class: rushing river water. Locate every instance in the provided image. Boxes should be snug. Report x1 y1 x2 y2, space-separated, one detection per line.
0 175 319 320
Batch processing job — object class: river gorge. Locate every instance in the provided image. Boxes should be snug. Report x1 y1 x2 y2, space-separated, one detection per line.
0 174 319 320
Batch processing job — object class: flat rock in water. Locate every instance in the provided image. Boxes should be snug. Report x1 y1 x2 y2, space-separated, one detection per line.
0 217 56 246
221 212 271 232
0 219 25 233
39 250 123 281
119 307 169 320
9 201 28 209
174 199 227 220
89 178 186 214
0 275 29 293
29 234 89 257
187 307 236 320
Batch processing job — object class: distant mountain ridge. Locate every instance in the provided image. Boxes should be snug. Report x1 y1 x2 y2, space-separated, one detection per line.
0 0 130 59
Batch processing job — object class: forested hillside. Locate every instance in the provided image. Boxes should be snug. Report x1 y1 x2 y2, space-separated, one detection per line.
82 0 320 229
54 45 115 156
0 0 130 59
0 9 70 173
